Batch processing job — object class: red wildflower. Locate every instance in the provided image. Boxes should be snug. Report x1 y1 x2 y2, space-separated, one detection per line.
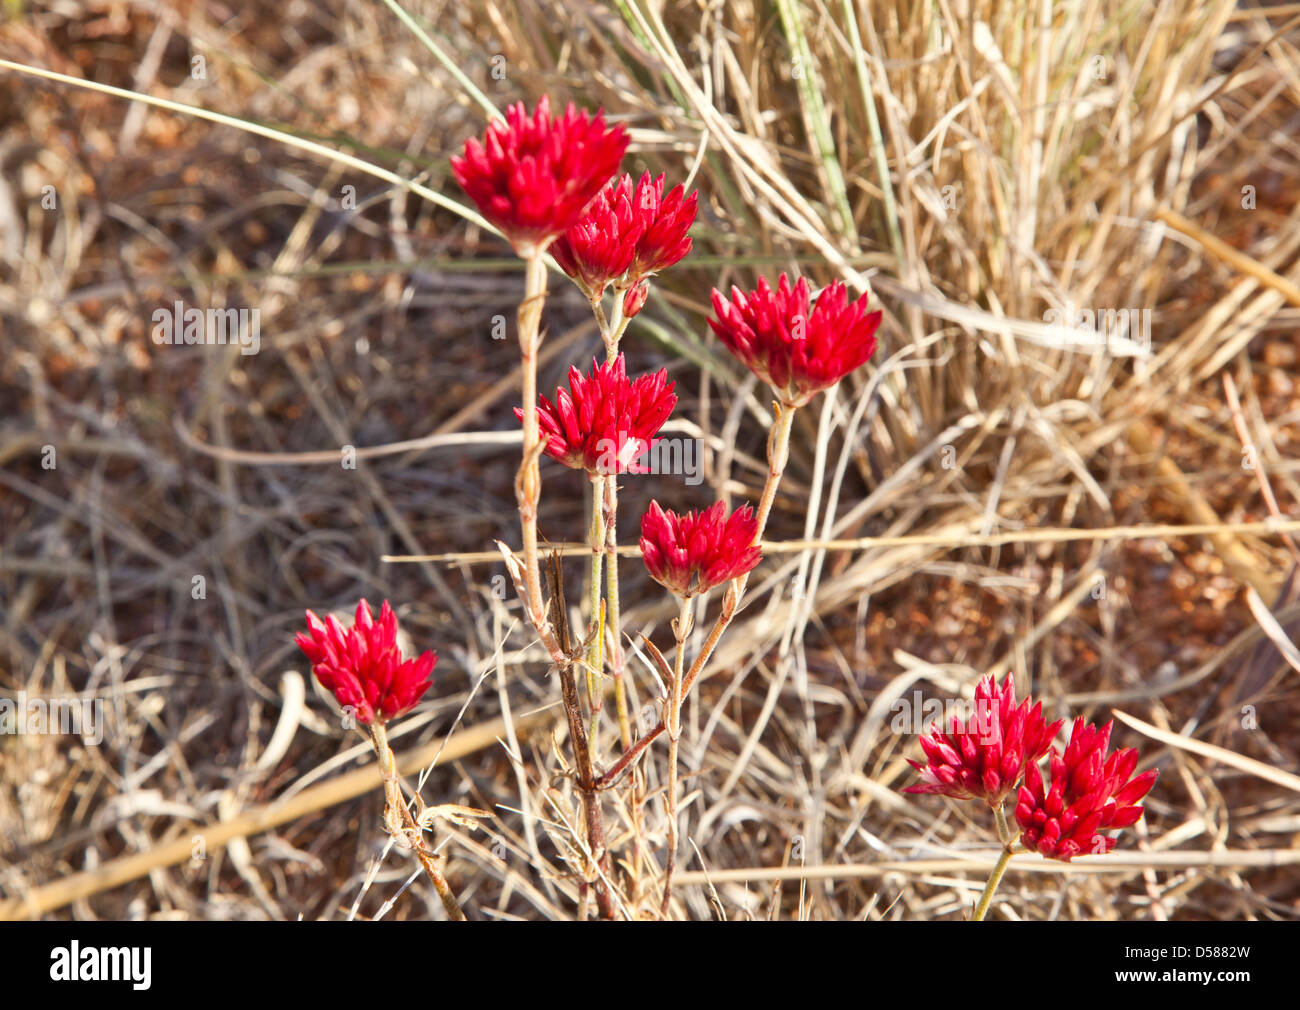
622 279 650 318
295 599 436 725
551 172 697 300
549 174 643 297
516 353 676 475
639 500 762 597
904 675 1063 806
626 172 697 281
1015 718 1159 861
708 274 882 406
450 96 629 255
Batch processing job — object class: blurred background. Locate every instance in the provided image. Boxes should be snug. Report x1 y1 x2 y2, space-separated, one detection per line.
1 0 1298 920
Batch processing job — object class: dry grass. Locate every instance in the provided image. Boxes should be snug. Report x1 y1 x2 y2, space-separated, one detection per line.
1 0 1298 920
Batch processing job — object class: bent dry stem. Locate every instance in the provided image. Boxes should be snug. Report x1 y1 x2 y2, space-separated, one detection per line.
368 721 466 921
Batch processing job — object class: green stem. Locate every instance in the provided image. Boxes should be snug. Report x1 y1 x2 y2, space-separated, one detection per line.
603 477 632 750
604 290 629 359
596 290 632 749
753 401 796 541
586 475 607 749
660 595 693 917
516 253 555 655
972 804 1016 922
972 847 1013 922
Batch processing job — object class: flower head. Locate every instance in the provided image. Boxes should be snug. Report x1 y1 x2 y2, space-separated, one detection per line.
295 599 436 725
639 500 762 597
516 353 676 475
549 174 643 296
626 172 697 282
550 172 698 300
1015 718 1159 861
709 274 882 406
450 96 629 255
904 675 1063 806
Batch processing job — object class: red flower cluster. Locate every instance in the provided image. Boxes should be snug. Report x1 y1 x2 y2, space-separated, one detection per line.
549 174 642 297
295 599 436 725
1015 718 1159 862
639 500 762 597
517 354 677 475
904 675 1062 806
450 96 628 254
709 274 882 406
550 172 698 308
627 173 697 282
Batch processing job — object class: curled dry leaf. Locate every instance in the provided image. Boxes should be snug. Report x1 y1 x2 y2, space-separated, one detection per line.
416 803 493 831
638 635 675 692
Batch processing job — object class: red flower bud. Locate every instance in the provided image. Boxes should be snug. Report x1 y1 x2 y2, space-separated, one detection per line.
550 174 643 297
904 674 1063 806
622 279 650 318
1015 717 1158 861
515 353 676 475
639 500 762 597
709 274 882 406
625 172 696 282
550 171 697 300
295 599 436 725
450 96 628 256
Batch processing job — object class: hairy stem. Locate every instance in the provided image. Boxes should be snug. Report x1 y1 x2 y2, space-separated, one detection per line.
586 476 607 751
753 400 796 540
602 477 632 749
660 595 693 917
592 292 634 752
555 643 614 918
596 402 800 791
368 721 466 921
514 253 565 662
515 255 613 918
602 291 629 360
